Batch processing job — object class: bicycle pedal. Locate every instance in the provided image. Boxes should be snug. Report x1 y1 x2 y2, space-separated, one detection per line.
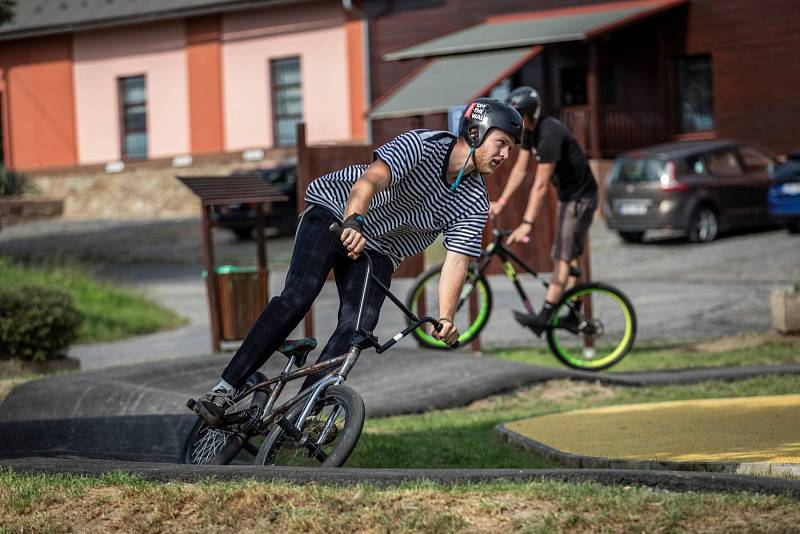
186 398 197 412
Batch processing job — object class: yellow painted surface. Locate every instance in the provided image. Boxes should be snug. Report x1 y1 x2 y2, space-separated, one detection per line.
506 394 800 463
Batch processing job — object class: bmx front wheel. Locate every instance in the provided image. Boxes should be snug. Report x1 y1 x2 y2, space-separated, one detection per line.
546 282 637 371
255 384 365 467
406 262 492 349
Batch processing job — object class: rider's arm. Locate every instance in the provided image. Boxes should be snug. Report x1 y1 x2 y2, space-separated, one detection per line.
434 250 470 346
491 149 531 213
506 162 554 244
340 159 391 259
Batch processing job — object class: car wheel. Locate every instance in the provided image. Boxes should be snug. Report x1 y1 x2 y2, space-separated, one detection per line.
618 231 645 243
688 206 718 243
786 221 800 234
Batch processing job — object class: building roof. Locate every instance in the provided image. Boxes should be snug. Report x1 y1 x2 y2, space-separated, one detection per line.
371 0 687 119
0 0 310 41
370 47 541 120
383 0 687 61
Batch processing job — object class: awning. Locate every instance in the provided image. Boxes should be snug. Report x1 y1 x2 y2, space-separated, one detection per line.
370 47 542 120
370 0 686 119
383 0 687 61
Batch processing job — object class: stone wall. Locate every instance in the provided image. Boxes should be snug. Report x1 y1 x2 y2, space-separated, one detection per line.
27 158 288 220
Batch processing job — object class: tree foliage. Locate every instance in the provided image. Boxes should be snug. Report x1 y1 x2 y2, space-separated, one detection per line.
0 0 16 26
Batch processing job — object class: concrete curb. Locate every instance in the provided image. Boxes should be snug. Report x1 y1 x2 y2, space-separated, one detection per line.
2 457 799 498
495 424 800 478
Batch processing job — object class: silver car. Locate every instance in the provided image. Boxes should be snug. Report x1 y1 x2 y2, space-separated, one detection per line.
604 140 776 243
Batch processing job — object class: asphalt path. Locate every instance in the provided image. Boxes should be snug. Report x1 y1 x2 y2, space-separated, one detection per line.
2 218 797 368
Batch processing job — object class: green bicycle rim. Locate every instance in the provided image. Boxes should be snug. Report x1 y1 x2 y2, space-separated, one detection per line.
551 287 634 368
410 274 490 348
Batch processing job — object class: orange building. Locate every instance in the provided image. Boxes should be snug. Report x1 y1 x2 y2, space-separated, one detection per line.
0 0 369 171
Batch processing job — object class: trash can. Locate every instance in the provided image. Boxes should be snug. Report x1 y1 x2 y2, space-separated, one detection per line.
206 266 268 341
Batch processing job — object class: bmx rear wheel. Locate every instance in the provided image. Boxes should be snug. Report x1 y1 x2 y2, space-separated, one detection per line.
179 372 267 465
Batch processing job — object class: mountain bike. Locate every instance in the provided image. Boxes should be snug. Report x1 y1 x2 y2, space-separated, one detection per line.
181 223 447 466
406 218 637 371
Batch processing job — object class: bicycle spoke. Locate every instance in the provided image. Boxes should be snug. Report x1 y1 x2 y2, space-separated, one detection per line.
191 426 235 464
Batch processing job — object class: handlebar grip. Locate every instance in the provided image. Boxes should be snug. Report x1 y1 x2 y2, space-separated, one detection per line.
328 222 343 238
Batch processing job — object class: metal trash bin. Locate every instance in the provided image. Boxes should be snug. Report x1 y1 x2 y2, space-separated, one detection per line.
205 265 268 340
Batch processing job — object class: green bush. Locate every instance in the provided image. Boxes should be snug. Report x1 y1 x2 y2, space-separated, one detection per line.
0 167 31 196
0 285 83 361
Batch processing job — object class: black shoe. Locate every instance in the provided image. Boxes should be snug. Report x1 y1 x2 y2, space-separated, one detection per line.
555 309 584 334
513 310 547 336
196 387 235 427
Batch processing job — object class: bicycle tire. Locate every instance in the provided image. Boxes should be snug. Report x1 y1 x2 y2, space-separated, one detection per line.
406 262 493 349
179 372 267 465
255 384 365 467
546 282 637 371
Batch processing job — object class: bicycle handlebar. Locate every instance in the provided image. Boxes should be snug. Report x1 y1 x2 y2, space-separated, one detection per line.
327 222 461 349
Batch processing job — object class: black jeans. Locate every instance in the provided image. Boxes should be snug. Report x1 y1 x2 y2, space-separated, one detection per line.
221 205 393 390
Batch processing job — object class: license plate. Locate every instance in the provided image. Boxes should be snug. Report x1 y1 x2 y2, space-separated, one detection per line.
782 183 800 195
617 202 649 215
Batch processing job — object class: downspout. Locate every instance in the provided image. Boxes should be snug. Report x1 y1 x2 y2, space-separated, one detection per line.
342 0 372 144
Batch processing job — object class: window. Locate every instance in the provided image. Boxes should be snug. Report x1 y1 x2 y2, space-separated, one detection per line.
706 149 742 177
271 57 302 147
118 75 147 160
560 66 587 106
488 78 511 101
676 55 715 133
678 155 707 176
599 65 616 106
739 145 776 172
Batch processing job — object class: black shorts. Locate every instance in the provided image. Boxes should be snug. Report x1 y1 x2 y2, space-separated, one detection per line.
552 193 598 262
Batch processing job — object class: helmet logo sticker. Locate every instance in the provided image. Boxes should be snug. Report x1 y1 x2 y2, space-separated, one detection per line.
464 102 477 118
468 102 488 121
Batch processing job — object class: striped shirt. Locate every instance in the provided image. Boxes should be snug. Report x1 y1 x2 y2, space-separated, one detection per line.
305 130 489 269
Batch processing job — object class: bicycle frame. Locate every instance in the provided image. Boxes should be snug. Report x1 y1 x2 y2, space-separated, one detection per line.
220 229 441 442
467 226 550 317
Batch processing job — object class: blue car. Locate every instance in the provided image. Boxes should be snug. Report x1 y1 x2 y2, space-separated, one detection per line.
768 151 800 234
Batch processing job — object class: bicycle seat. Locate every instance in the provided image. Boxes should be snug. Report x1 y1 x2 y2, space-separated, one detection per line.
277 337 317 367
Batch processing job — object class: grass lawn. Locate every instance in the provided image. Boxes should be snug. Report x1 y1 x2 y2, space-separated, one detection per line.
489 332 800 372
3 373 800 532
3 326 799 530
0 256 186 344
2 470 799 533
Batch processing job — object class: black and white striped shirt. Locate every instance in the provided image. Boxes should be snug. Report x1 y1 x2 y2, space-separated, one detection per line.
305 129 489 269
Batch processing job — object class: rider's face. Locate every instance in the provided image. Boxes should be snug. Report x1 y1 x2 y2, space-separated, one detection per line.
474 129 515 175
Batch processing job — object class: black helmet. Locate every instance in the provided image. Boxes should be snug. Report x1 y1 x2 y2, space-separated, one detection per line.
505 86 542 121
458 98 523 149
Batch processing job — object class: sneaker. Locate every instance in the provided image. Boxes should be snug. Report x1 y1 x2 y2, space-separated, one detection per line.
556 309 584 334
196 387 235 427
513 310 547 336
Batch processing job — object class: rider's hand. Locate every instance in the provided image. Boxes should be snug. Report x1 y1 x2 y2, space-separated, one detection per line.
341 228 367 260
433 318 459 347
506 222 532 245
489 200 506 216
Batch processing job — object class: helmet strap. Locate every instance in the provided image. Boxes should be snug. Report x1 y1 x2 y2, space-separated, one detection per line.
450 147 475 192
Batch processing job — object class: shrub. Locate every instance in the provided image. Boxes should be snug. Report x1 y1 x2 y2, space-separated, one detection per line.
0 167 32 196
0 285 83 361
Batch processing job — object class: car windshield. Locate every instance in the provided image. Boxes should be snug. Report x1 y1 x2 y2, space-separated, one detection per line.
609 157 668 183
